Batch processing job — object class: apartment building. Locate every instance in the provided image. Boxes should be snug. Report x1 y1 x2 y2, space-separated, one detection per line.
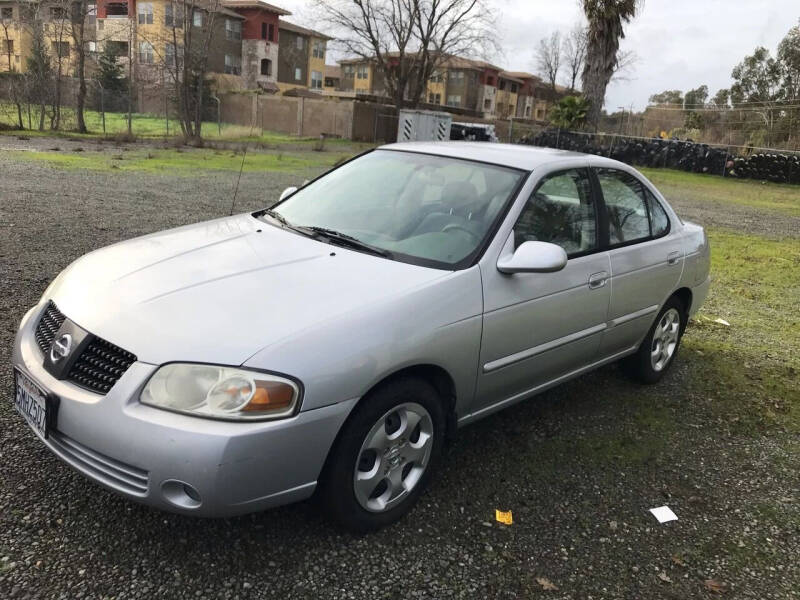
222 0 288 91
0 1 97 74
92 0 245 84
276 19 331 93
337 52 567 121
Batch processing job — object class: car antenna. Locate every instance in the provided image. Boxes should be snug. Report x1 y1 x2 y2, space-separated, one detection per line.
229 143 248 216
229 112 259 216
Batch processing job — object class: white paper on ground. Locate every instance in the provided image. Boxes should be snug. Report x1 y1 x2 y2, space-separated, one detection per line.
649 506 678 523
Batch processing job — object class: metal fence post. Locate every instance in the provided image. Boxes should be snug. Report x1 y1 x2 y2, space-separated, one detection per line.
99 82 106 134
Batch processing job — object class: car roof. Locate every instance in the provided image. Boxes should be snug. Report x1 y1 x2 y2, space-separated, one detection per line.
380 141 620 171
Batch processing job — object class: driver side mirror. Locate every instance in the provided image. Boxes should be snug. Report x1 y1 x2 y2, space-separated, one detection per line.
279 186 298 201
497 241 568 274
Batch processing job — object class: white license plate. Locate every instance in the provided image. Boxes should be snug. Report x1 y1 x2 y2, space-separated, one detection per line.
14 368 51 439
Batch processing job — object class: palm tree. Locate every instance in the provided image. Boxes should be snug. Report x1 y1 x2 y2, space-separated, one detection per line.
549 96 590 129
581 0 641 128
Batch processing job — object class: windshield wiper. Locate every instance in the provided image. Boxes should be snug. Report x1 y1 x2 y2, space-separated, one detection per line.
306 226 393 258
261 209 290 227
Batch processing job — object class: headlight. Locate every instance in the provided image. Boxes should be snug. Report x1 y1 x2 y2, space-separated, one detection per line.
140 363 300 421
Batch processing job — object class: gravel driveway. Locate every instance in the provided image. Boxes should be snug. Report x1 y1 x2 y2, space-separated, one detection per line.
1 143 798 599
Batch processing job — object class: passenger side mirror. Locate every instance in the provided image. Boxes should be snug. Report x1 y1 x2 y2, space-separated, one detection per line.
497 241 568 274
279 186 298 201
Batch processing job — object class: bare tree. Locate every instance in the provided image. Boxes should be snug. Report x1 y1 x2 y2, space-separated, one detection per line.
610 48 637 82
70 0 96 133
313 0 496 109
562 24 587 92
535 31 561 94
137 0 225 140
1 8 25 128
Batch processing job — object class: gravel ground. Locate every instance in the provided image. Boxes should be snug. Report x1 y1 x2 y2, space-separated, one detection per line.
1 142 798 599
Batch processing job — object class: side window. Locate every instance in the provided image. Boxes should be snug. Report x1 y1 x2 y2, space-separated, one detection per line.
515 169 597 257
646 189 670 237
596 168 650 245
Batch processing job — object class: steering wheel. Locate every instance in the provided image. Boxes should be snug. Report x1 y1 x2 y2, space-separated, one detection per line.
442 223 479 241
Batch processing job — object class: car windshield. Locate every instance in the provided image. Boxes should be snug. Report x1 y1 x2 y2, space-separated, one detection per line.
269 150 525 269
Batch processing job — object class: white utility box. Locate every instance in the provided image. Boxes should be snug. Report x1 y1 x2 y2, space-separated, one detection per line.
397 109 453 142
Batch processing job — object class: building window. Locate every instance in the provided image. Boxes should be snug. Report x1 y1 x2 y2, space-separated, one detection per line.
260 58 272 76
165 43 176 66
192 10 203 27
511 83 518 93
50 6 66 19
312 40 324 59
448 70 463 81
446 95 461 106
311 70 323 89
137 3 153 25
295 35 304 50
343 64 354 77
356 64 367 79
525 105 531 117
138 41 153 64
1 7 14 19
165 4 183 27
106 3 127 17
294 66 302 81
268 23 275 41
428 93 441 104
261 22 267 39
484 98 492 110
430 71 442 83
106 40 128 56
225 54 241 75
486 76 495 86
88 41 97 53
52 41 70 57
226 19 241 40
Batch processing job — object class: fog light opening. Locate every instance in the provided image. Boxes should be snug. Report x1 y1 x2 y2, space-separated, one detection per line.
161 479 202 509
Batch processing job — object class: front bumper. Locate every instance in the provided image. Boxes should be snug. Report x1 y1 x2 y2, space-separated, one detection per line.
12 302 356 517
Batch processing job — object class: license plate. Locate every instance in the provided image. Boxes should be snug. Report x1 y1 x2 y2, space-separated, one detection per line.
13 368 53 440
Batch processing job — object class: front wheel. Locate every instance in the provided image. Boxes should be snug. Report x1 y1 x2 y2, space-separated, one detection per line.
318 377 446 533
623 297 686 384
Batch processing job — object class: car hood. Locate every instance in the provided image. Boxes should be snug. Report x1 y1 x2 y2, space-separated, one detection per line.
48 214 450 365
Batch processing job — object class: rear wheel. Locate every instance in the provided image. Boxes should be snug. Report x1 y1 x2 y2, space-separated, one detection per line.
319 377 445 533
623 297 686 384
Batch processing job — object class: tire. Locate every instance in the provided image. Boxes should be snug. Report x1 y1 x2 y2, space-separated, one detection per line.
318 376 446 533
623 296 687 384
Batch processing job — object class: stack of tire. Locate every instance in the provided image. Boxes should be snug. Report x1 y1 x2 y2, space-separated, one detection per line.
521 130 800 185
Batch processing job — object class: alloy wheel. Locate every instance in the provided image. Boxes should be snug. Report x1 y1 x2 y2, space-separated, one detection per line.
651 308 681 372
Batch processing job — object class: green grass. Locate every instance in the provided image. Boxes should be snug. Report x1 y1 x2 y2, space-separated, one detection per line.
7 147 352 174
684 228 800 432
640 167 800 216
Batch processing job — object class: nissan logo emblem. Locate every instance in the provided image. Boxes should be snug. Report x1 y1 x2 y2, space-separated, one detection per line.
50 333 73 363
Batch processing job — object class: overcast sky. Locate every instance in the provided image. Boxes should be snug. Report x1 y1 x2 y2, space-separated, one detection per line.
277 0 798 111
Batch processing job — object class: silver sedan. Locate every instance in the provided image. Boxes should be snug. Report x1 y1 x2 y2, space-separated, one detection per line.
12 143 710 532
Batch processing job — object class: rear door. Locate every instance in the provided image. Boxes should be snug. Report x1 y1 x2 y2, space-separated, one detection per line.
593 167 684 357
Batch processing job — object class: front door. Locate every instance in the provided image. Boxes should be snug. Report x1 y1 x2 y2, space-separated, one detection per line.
473 168 611 417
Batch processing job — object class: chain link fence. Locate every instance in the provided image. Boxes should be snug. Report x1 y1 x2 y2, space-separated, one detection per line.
0 75 231 139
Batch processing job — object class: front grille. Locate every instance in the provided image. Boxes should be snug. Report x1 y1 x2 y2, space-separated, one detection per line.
34 300 137 395
34 302 66 354
49 430 149 496
67 337 137 395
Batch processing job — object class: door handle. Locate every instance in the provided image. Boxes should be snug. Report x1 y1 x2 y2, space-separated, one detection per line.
667 251 681 265
588 271 608 289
